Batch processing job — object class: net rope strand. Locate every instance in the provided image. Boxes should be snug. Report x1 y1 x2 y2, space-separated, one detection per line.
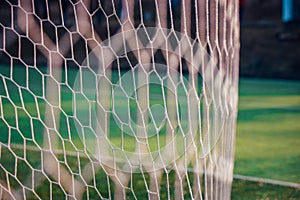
0 0 239 199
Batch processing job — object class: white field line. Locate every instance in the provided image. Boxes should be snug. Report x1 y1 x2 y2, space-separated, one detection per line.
233 174 300 189
4 143 300 189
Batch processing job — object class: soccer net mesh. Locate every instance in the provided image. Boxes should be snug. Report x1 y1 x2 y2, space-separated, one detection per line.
0 0 239 199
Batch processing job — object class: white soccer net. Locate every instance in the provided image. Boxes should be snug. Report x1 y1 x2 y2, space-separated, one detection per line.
0 0 239 199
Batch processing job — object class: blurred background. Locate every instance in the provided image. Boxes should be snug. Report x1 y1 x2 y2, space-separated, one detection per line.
1 0 299 79
0 0 299 199
240 0 300 80
234 0 300 198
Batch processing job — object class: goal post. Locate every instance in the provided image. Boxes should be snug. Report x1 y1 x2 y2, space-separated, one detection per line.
0 0 239 199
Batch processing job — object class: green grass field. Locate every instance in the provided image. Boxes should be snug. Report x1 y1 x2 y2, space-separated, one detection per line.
0 65 299 199
235 79 300 183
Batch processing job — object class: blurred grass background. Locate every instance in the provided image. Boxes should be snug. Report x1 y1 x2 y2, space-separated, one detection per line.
1 0 300 199
0 65 299 199
235 79 300 183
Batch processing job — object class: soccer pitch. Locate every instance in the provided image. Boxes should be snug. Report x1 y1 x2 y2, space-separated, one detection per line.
235 78 300 183
0 65 299 199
